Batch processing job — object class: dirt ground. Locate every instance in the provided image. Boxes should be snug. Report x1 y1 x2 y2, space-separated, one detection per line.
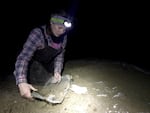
0 59 150 113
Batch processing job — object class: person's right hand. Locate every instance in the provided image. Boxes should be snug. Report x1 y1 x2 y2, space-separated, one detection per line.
18 83 38 100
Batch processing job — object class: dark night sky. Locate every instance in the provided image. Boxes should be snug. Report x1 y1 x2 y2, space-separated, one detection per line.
1 1 150 76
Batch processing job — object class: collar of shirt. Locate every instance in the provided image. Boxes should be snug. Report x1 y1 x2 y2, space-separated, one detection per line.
43 26 62 50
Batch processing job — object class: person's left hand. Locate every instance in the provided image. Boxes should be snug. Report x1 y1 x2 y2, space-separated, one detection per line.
54 72 61 83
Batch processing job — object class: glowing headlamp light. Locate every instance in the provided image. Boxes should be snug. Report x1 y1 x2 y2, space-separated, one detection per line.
50 15 72 28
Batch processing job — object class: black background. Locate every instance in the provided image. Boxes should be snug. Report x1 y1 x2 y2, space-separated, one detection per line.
1 0 149 76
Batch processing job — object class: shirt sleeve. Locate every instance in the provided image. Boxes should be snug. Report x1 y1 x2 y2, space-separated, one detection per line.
54 35 67 74
14 28 42 85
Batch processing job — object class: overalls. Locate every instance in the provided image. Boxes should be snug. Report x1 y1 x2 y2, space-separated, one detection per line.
28 27 63 85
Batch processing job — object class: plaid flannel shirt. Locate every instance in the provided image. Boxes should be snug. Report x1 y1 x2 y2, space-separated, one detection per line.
14 25 67 85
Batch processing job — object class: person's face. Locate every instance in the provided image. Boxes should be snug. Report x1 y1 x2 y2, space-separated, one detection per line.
51 22 66 37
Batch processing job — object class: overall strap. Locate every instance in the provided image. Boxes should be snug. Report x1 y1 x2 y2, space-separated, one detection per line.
38 26 48 45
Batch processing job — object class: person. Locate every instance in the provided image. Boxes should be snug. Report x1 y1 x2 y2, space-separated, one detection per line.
13 9 73 100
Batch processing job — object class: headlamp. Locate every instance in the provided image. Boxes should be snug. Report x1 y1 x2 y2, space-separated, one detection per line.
50 15 72 28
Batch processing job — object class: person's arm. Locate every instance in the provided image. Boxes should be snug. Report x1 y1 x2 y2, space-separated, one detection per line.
14 28 43 99
54 49 65 73
14 28 42 85
53 35 67 82
54 35 67 74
